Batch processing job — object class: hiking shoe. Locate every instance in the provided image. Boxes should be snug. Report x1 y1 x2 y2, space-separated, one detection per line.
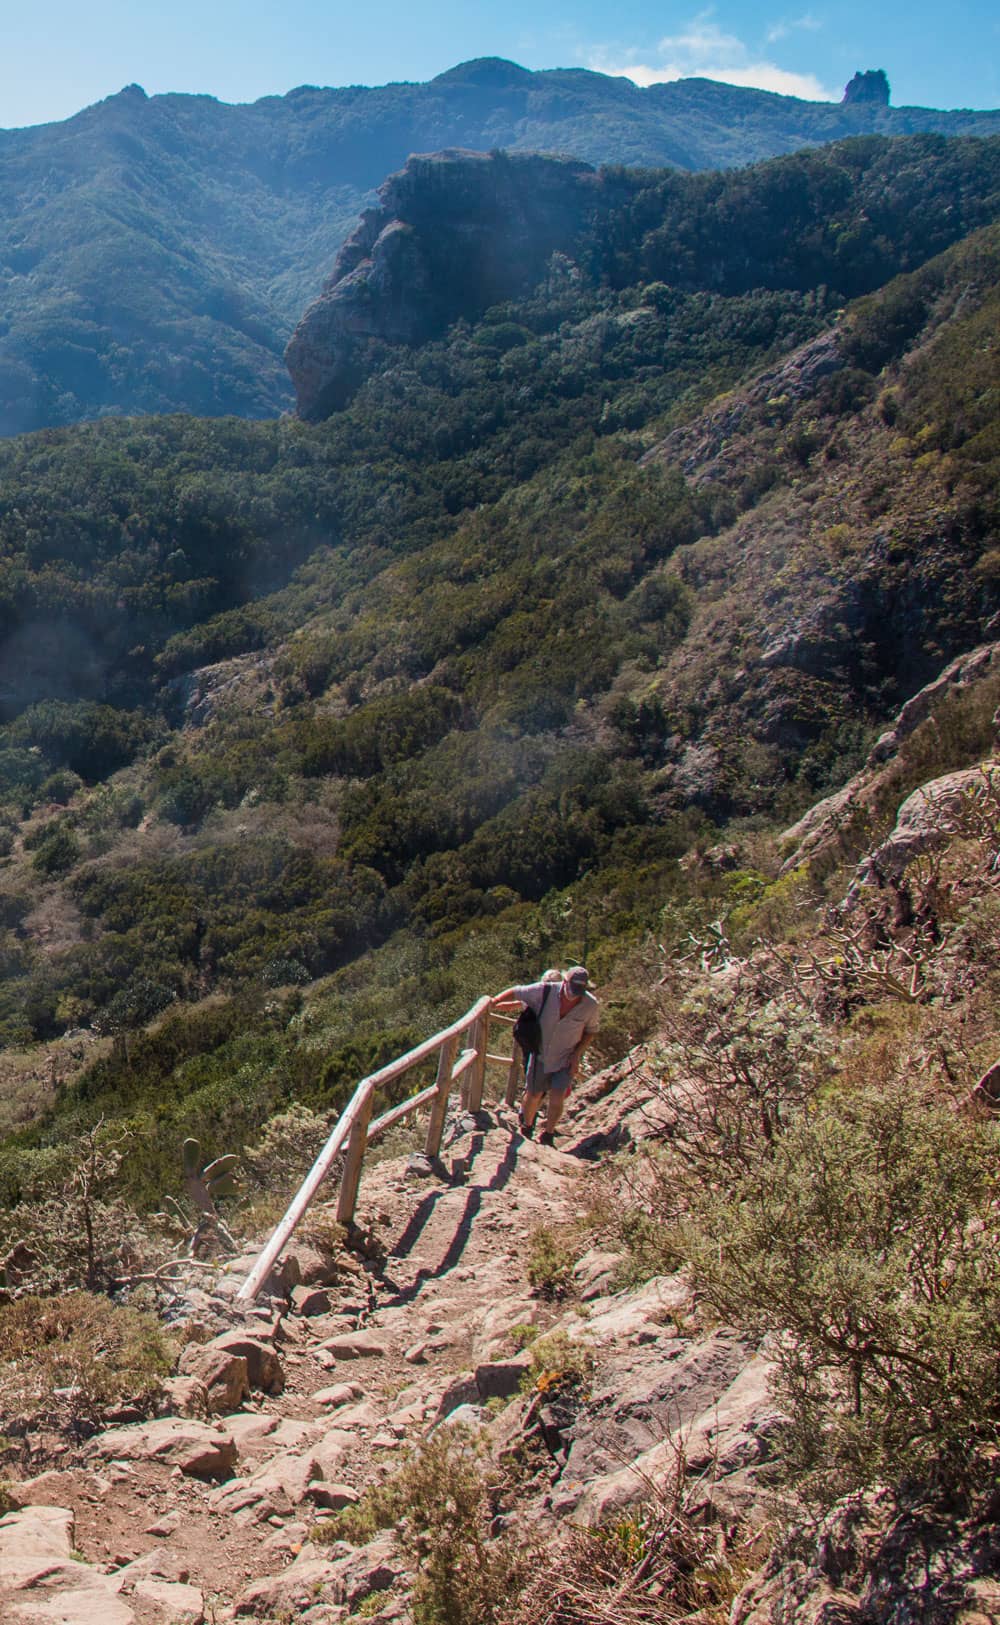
538 1131 556 1147
518 1110 535 1139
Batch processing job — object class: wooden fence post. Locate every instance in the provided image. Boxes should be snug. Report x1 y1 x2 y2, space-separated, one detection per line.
466 1011 488 1112
424 1035 457 1159
336 1090 375 1227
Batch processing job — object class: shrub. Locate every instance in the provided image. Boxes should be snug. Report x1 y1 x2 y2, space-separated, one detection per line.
680 1078 1000 1502
29 822 80 876
641 969 828 1207
526 1225 579 1299
0 1293 174 1439
526 1330 596 1395
0 1122 172 1293
514 1449 768 1624
241 1103 335 1198
316 1426 539 1625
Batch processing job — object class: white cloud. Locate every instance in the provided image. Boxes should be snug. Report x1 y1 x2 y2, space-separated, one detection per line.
588 10 837 103
766 14 823 45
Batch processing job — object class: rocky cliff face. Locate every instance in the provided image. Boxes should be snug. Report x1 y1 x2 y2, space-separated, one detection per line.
843 69 891 106
285 149 616 419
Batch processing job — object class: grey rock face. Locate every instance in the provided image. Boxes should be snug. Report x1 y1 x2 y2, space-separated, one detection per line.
285 149 610 420
734 1490 1000 1625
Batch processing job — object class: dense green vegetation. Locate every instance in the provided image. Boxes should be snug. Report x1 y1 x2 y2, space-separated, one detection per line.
0 62 998 434
0 134 993 1213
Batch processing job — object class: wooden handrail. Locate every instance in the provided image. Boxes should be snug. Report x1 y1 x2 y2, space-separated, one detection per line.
367 1082 440 1144
366 1046 478 1143
237 998 494 1302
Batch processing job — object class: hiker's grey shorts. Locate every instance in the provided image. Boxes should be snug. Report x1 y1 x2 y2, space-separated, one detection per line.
526 1062 573 1096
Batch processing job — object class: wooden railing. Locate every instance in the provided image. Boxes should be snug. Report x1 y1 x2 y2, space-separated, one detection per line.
237 996 521 1302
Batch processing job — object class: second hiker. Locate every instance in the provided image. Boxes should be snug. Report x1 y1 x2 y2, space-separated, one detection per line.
491 966 600 1145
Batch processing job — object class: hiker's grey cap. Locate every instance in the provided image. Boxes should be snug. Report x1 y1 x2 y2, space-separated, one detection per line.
566 966 591 991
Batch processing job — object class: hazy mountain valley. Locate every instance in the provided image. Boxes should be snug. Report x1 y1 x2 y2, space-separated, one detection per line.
1 58 999 435
0 63 997 1625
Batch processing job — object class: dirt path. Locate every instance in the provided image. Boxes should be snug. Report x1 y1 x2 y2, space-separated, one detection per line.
2 1099 587 1622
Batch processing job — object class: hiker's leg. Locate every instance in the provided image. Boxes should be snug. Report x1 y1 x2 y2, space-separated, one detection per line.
520 1054 546 1129
521 1087 545 1128
543 1071 573 1133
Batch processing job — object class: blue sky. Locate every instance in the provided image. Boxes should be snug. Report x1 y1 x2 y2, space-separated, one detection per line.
1 1 996 129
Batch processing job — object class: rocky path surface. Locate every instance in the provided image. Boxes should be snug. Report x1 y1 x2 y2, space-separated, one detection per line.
0 1070 780 1624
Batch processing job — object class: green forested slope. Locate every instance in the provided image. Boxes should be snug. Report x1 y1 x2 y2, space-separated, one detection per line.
0 137 995 1205
0 60 999 434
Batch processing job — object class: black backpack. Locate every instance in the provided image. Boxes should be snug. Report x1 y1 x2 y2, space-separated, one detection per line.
513 984 552 1059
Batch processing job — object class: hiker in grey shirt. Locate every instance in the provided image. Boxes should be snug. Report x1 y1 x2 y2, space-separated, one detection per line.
491 966 600 1145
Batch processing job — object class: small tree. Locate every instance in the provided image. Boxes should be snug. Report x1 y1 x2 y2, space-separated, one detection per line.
95 976 174 1059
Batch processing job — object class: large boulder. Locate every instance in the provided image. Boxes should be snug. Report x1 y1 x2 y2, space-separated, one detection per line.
733 1490 1000 1625
177 1343 251 1413
206 1332 284 1395
0 1504 136 1624
90 1417 238 1480
855 763 999 887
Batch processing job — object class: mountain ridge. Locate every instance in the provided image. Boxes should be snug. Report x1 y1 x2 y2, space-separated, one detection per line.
1 58 999 436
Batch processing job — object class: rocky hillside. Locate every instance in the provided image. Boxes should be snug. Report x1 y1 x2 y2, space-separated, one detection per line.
0 108 996 1622
287 135 1000 418
1 59 999 434
0 140 996 1171
0 667 997 1622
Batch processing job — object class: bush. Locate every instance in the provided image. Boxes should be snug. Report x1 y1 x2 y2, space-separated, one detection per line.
514 1453 768 1624
680 1078 1000 1501
526 1330 596 1395
241 1103 334 1198
526 1225 579 1299
317 1426 538 1625
0 1122 172 1293
0 1293 174 1439
28 821 80 876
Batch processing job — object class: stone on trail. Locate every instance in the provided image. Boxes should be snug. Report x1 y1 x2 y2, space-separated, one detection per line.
131 1576 205 1623
158 1374 211 1417
306 1480 361 1511
474 1356 533 1401
248 1449 323 1505
112 1549 207 1621
177 1343 251 1413
223 1412 280 1449
0 1504 136 1625
144 1511 182 1536
208 1478 289 1523
281 1239 341 1286
436 1374 480 1419
291 1283 334 1316
312 1381 365 1408
324 1399 381 1428
318 1333 387 1359
207 1332 285 1394
90 1417 238 1480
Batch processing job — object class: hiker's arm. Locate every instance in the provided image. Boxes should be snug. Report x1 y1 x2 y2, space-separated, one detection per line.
570 1031 596 1076
492 984 542 1013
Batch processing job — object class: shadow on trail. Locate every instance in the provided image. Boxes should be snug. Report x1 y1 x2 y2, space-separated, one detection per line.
378 1123 522 1309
